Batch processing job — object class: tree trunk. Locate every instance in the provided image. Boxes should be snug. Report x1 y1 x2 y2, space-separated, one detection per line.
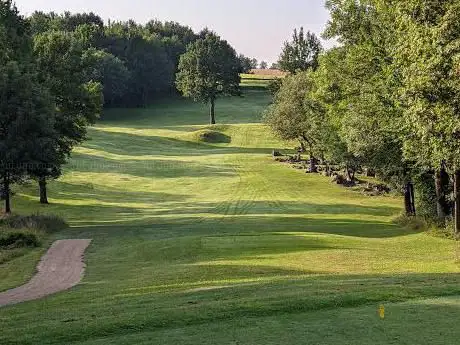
435 162 450 221
454 170 460 235
309 156 317 173
299 141 306 153
366 168 376 177
209 98 216 125
39 177 49 204
404 182 416 217
3 174 11 214
309 148 317 173
410 182 416 216
345 166 354 182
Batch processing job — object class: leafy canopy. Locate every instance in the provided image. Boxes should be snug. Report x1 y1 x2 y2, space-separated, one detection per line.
278 27 323 74
176 32 241 104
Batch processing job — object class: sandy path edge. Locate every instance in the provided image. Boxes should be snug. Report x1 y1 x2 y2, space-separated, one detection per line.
0 239 92 307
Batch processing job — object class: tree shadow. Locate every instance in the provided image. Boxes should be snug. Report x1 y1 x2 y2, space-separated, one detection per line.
84 130 272 157
67 152 238 179
99 89 271 128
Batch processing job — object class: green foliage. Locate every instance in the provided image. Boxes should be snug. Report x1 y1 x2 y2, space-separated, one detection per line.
394 0 460 169
0 61 55 212
278 27 322 73
82 48 130 106
413 171 438 220
316 1 411 187
191 129 231 144
0 0 31 64
0 230 41 248
27 12 198 107
267 77 283 96
176 31 241 123
264 72 329 159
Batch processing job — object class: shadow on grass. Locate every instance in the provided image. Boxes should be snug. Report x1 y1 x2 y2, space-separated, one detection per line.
84 130 272 157
99 89 271 128
5 272 457 345
52 209 411 239
68 153 238 179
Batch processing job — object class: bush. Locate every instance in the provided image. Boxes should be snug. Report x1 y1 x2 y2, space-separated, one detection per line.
192 130 231 144
267 77 283 96
0 214 68 233
413 171 438 220
0 229 41 249
394 213 428 231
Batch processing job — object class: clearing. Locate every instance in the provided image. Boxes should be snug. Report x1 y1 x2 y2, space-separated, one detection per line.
0 88 459 344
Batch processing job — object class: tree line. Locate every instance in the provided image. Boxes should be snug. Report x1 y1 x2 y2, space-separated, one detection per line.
266 0 460 235
0 0 247 213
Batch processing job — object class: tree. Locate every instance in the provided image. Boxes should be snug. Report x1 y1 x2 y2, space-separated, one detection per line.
259 61 268 69
264 72 328 172
82 48 131 107
278 27 322 74
0 62 56 212
0 0 56 213
250 58 258 70
176 32 241 124
238 54 253 73
32 30 103 203
394 0 460 231
102 22 174 106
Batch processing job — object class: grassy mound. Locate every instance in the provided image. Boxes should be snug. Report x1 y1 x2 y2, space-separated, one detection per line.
191 129 231 143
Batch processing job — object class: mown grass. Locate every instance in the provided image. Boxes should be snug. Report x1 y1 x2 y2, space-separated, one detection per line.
0 89 459 344
240 73 281 88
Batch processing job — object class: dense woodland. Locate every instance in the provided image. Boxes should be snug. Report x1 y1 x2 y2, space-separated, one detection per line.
266 0 460 235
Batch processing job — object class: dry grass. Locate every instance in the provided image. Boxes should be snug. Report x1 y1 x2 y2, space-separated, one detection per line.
250 69 288 77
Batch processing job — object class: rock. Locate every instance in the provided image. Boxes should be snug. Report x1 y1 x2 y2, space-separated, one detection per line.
272 150 282 157
331 173 346 185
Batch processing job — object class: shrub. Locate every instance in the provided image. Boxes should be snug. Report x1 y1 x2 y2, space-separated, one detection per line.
0 214 68 233
0 229 41 249
394 213 428 231
267 77 283 96
192 130 231 144
413 171 438 220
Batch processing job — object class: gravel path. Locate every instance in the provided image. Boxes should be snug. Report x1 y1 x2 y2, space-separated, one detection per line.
0 239 91 307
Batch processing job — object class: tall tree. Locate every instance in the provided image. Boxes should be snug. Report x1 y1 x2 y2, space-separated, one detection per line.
259 61 268 69
264 72 329 172
278 27 322 74
32 30 103 203
0 0 56 213
238 54 253 73
176 32 241 124
394 0 460 231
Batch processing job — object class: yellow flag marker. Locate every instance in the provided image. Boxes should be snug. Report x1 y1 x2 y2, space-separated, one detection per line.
379 304 385 319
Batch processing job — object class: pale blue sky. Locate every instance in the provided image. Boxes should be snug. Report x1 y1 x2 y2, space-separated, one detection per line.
15 0 332 64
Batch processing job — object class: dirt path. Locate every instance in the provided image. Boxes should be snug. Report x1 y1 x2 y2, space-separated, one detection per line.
0 239 91 307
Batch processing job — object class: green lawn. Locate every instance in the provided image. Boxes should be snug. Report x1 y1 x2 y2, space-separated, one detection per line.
0 89 459 344
240 73 280 88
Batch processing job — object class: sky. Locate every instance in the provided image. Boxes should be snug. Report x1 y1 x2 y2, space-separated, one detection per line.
15 0 333 64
